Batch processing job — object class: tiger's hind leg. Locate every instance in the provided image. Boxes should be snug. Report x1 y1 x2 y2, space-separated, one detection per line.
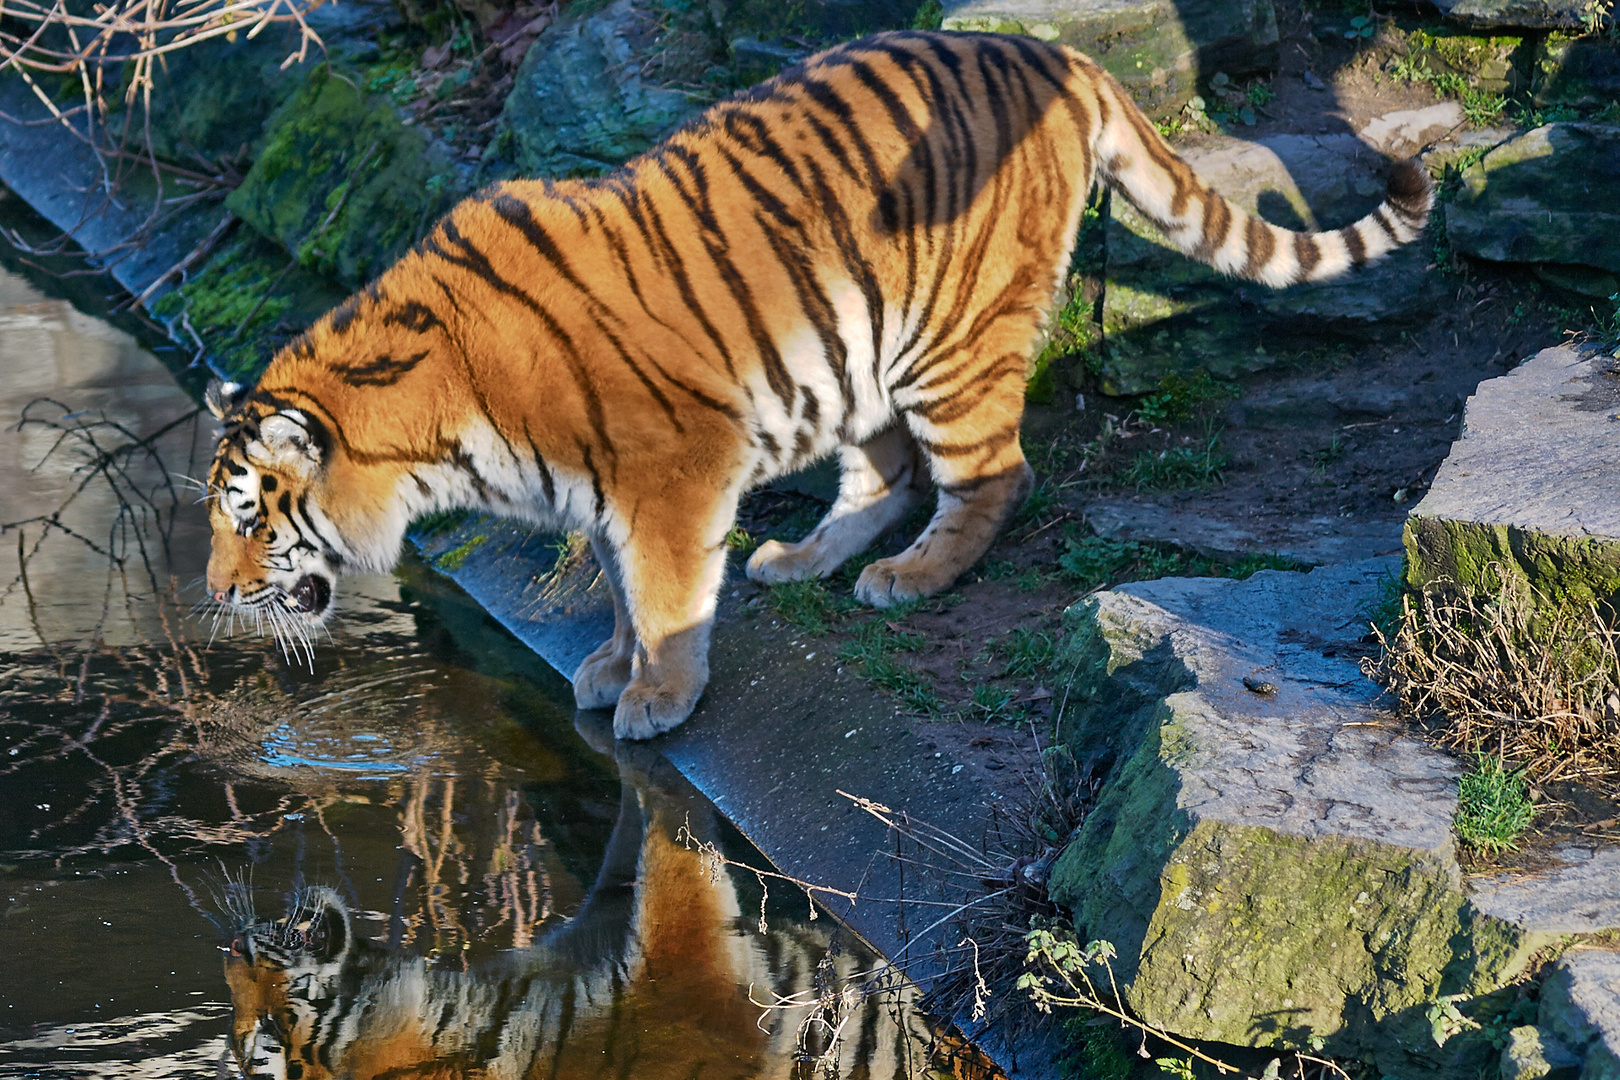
855 344 1035 609
572 532 637 709
745 425 928 584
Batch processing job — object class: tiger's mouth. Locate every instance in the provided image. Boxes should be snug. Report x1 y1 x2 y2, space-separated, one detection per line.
287 574 332 617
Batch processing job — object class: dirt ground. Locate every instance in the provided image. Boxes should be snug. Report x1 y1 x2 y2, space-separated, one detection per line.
735 0 1615 859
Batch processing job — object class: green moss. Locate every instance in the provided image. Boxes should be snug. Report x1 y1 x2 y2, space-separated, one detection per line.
1404 516 1620 611
226 64 460 289
151 237 292 379
436 534 488 571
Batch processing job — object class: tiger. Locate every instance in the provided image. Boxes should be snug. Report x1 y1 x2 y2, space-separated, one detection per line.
222 742 954 1080
203 29 1433 741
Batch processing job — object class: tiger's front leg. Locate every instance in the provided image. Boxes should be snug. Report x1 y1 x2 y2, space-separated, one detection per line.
603 489 734 740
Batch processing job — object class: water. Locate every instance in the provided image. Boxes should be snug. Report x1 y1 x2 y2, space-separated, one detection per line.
0 262 959 1077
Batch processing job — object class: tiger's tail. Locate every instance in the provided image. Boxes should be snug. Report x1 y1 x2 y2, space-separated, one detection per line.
1091 76 1433 288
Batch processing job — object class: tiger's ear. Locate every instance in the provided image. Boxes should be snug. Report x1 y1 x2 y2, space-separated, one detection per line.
252 411 322 476
205 379 247 420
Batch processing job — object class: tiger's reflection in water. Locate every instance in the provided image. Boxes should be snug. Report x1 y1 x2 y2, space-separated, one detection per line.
223 718 959 1080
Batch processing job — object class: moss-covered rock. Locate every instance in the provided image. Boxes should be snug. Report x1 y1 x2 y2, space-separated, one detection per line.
1534 32 1620 108
1404 344 1620 609
1046 563 1540 1076
1445 123 1620 273
940 0 1277 119
1398 27 1530 94
224 65 463 289
1098 132 1444 395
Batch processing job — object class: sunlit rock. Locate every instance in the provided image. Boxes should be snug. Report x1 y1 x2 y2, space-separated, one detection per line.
940 0 1278 119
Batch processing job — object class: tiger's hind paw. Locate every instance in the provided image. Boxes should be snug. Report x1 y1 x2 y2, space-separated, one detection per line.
613 678 702 740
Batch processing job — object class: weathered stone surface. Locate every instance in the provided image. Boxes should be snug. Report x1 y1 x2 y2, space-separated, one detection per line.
1045 560 1532 1075
1427 0 1594 29
1539 951 1620 1080
940 0 1278 119
1100 132 1444 394
1404 344 1620 606
1084 497 1406 563
1446 124 1620 274
1471 849 1620 937
1500 1025 1581 1080
499 0 705 178
1397 28 1529 94
225 66 462 290
1534 33 1620 107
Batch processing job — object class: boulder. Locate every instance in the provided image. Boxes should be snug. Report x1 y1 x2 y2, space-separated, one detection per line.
224 66 463 290
1099 131 1445 395
1499 1025 1581 1080
1534 33 1620 108
1445 124 1620 275
1539 950 1620 1080
1045 559 1535 1076
940 0 1278 119
499 0 706 178
1403 344 1620 608
1425 0 1595 30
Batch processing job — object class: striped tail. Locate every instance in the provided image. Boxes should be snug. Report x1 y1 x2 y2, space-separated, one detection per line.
1093 79 1434 288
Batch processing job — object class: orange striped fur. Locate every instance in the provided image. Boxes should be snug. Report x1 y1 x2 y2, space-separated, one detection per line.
204 30 1432 738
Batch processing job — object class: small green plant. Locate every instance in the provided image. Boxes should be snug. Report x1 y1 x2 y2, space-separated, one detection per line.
1136 370 1239 426
1120 433 1228 491
995 627 1056 677
1057 536 1191 590
910 0 943 28
1345 13 1377 37
964 682 1020 723
1454 754 1536 853
725 525 755 552
767 580 854 635
838 619 939 713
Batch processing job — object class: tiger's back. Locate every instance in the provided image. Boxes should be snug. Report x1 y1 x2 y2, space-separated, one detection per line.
204 31 1431 739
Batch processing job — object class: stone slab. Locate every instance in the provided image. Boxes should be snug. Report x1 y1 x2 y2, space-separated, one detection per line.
1085 497 1406 564
1540 950 1620 1080
1427 0 1594 30
1404 344 1620 602
941 0 1277 119
1446 124 1620 275
1470 849 1620 937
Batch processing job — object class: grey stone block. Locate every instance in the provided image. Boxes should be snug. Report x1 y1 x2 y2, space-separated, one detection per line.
1404 344 1620 605
1540 951 1620 1080
1500 1025 1580 1080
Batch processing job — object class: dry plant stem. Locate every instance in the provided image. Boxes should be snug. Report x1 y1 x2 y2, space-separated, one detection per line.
1367 568 1620 786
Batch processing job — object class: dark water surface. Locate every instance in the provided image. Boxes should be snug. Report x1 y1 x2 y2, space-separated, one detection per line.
0 265 951 1077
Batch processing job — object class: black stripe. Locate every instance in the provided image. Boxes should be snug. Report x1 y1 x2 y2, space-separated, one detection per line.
382 301 443 333
335 350 429 387
1341 224 1367 265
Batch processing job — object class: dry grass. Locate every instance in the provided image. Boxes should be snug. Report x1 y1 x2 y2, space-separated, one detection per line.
1366 566 1620 789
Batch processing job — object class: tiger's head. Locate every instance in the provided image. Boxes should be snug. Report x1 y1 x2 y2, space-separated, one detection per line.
204 379 345 638
223 886 356 1080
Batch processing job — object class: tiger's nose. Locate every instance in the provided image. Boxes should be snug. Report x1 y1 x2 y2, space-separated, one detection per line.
213 589 230 603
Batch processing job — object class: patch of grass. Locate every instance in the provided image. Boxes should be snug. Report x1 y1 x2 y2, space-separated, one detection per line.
909 0 943 28
1011 478 1062 530
436 534 487 571
1387 51 1507 125
767 580 854 635
995 627 1056 678
963 682 1021 723
725 525 755 553
1226 551 1310 578
1136 371 1240 427
1016 567 1050 593
1369 566 1620 785
838 618 939 714
1454 754 1536 853
1119 432 1228 491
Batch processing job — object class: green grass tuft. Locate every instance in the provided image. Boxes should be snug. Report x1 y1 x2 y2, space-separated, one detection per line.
838 619 939 714
995 627 1056 677
767 580 855 635
1454 754 1536 854
1120 433 1228 491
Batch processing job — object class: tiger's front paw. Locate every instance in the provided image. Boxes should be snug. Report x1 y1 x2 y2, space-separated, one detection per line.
854 557 950 608
613 676 703 740
572 639 633 709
